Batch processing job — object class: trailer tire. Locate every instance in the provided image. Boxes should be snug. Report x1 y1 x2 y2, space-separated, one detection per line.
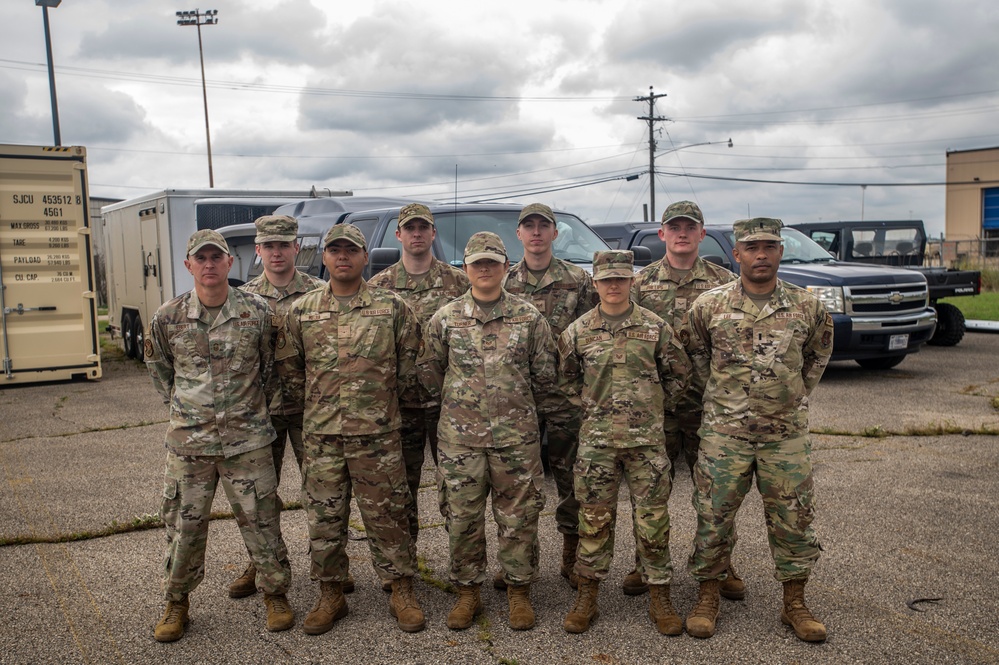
122 312 136 359
927 302 965 347
856 355 907 370
132 315 145 361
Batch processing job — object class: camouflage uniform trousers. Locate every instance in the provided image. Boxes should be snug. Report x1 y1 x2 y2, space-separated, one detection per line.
160 446 291 602
303 430 416 583
664 393 703 480
270 412 306 485
689 433 819 583
573 443 674 584
437 440 546 587
399 404 441 542
543 411 581 536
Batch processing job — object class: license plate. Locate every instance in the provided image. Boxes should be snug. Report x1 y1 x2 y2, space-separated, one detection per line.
889 334 909 350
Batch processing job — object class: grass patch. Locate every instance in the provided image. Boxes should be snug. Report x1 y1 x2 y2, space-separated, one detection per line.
939 291 999 321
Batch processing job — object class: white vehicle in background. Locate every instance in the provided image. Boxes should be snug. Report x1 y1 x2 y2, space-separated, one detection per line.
100 188 349 359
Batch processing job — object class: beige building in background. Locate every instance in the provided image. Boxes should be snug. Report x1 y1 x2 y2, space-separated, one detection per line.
945 146 999 241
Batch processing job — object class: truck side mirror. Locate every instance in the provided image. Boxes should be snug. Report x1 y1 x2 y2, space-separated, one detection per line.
702 254 731 270
368 247 401 278
631 245 653 267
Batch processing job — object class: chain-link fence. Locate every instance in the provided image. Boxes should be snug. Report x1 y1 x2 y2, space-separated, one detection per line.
926 238 999 268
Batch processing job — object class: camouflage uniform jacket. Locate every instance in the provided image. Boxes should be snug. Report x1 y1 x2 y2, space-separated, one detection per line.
279 280 422 436
146 288 277 458
684 279 834 443
240 269 326 416
632 255 736 330
419 290 564 448
504 257 597 341
369 257 469 407
558 305 691 449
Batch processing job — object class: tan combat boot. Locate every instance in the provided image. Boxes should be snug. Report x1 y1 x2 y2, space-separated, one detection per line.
561 533 579 589
228 562 256 599
264 593 295 632
781 579 827 642
389 577 427 633
720 563 746 600
563 577 599 633
685 579 721 639
154 596 190 643
622 552 648 595
303 581 348 635
507 584 536 630
648 584 683 636
447 584 482 630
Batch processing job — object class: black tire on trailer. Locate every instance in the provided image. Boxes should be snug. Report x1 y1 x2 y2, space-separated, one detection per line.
122 311 136 359
927 302 965 347
855 355 907 370
132 315 145 361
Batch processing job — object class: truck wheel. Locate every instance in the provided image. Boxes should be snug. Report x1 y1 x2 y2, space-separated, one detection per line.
927 302 965 347
132 316 145 361
856 355 906 370
122 312 136 359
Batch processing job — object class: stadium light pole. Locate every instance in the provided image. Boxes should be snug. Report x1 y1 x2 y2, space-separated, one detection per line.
36 0 62 146
176 9 219 188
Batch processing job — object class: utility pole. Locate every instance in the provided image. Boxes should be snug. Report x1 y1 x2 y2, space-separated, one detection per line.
635 86 668 222
36 0 62 146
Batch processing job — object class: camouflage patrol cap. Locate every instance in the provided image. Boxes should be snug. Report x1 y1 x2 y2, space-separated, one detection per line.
733 217 784 242
518 202 556 226
398 203 435 228
464 231 507 264
592 250 634 281
661 200 704 225
187 229 230 256
254 214 298 244
323 223 367 250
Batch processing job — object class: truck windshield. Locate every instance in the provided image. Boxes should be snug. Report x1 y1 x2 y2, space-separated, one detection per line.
718 227 835 264
431 210 609 265
778 228 836 264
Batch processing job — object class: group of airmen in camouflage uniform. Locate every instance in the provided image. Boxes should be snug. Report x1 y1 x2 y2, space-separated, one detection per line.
145 198 833 646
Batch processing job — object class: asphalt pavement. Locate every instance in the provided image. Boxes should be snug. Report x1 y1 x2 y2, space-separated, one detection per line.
1 333 998 664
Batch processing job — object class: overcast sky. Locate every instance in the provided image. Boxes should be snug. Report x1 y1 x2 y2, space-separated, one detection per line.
4 0 999 236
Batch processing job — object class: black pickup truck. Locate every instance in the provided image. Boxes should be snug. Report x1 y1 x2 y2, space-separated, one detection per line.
590 221 938 370
789 220 981 346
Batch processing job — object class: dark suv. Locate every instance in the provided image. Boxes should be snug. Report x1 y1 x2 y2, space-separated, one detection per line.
336 203 610 279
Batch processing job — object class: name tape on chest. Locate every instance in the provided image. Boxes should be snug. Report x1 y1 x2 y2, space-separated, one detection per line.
449 319 477 328
579 331 612 346
716 312 744 321
506 314 534 324
303 311 332 322
232 319 259 328
167 323 195 334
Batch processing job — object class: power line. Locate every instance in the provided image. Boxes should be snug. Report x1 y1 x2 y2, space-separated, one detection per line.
0 58 630 102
